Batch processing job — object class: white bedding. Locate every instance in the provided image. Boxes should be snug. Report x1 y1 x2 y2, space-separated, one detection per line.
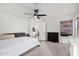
0 37 40 56
0 37 28 49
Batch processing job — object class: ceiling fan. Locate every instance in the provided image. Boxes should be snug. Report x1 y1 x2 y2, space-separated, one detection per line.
24 9 47 19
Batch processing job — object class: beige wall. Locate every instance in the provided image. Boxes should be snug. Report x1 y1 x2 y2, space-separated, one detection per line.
0 11 29 34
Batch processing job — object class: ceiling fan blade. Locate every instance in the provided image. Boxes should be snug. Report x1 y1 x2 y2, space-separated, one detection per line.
37 14 47 16
24 13 33 15
29 17 33 19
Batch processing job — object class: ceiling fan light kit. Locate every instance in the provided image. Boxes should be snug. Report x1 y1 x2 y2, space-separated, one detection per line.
24 8 47 19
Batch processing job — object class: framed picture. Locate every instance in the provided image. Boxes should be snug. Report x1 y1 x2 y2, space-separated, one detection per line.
60 20 73 36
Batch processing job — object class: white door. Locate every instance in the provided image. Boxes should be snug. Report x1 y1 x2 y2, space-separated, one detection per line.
29 17 47 40
39 22 46 40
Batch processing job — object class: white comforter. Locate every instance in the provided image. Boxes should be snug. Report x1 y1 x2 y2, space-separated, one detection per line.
0 37 40 56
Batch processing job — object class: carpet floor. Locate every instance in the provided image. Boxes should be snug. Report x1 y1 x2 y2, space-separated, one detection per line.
21 41 70 56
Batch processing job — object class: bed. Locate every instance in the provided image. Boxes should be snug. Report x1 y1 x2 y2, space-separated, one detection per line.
0 33 40 56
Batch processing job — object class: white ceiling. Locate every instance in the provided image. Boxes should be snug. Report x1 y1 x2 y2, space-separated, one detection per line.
0 3 79 19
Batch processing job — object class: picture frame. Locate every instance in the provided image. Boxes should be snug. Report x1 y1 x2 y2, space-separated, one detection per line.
60 20 73 36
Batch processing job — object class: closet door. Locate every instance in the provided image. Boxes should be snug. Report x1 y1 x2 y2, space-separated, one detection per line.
39 22 46 40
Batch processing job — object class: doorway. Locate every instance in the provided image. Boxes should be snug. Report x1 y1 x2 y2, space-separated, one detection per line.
29 17 47 40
